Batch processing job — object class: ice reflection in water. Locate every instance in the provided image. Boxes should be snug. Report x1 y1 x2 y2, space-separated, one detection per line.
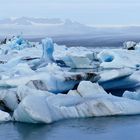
0 116 140 140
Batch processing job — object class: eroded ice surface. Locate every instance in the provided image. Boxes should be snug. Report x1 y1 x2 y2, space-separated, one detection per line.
98 49 140 69
99 69 140 90
13 81 140 123
0 36 139 123
0 110 11 122
0 63 98 93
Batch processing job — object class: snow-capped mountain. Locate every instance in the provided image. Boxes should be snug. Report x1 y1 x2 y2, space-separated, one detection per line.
0 17 94 37
1 17 140 47
0 17 63 25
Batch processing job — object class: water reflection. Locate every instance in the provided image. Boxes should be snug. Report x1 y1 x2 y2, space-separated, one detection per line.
0 116 140 140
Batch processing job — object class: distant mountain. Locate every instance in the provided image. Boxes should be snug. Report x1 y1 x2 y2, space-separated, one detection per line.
0 17 140 46
0 17 63 25
0 17 95 37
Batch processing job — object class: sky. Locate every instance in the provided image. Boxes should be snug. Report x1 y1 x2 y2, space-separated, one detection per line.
0 0 140 26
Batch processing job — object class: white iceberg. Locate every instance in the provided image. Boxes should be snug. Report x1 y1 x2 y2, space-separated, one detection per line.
28 38 55 70
99 69 140 90
13 81 140 123
123 41 136 50
7 35 32 50
0 63 98 93
98 49 140 69
0 110 11 122
0 36 139 124
123 41 140 51
54 45 98 68
0 89 18 111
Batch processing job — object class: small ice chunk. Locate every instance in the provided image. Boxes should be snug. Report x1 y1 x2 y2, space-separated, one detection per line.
0 110 11 122
123 41 136 50
77 81 107 97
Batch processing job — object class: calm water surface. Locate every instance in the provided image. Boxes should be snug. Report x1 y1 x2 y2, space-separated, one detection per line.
0 116 140 140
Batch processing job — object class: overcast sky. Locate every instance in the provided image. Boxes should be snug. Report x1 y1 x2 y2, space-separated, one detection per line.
1 0 140 25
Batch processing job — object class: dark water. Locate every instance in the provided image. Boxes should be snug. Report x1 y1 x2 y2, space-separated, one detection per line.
27 34 140 48
1 116 140 140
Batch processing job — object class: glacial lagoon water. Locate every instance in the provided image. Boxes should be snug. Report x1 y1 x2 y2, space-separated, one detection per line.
1 116 140 140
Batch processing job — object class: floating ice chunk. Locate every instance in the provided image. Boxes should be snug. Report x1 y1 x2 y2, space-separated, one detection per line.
31 38 55 69
54 46 98 68
13 82 140 123
8 36 31 50
64 55 94 68
13 93 82 123
13 94 52 123
77 81 106 97
0 57 22 72
41 38 54 63
2 90 18 111
98 49 140 69
0 63 98 93
0 85 53 112
0 89 19 111
0 110 11 122
99 68 133 83
123 41 136 50
99 69 140 90
98 51 114 62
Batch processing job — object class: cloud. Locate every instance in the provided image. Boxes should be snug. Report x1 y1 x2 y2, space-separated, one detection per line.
0 0 140 25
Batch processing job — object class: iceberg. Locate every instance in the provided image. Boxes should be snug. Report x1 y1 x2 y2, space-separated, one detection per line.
54 45 99 68
63 55 94 68
0 37 56 72
0 110 11 122
13 81 140 123
0 89 18 111
29 38 55 70
97 49 140 69
0 63 98 93
0 36 100 69
7 35 32 50
0 57 23 72
41 38 55 63
123 41 136 50
0 36 139 124
99 69 140 90
123 41 140 51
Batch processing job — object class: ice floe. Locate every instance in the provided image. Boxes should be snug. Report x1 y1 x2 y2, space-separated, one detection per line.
99 69 140 90
0 110 11 122
98 49 140 69
13 81 140 123
123 41 136 50
0 36 139 123
0 63 98 93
